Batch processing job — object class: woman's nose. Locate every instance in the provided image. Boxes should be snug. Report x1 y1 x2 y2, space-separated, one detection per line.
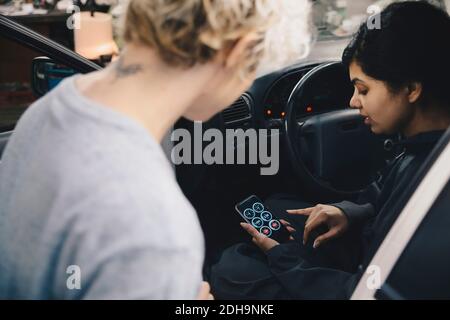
349 90 362 109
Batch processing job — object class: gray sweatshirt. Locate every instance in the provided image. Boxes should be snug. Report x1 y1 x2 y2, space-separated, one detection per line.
0 76 204 299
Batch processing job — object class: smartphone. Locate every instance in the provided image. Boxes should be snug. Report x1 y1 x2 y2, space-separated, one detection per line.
235 195 292 243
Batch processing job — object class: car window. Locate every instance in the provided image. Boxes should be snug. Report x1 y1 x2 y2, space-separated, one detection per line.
313 0 449 41
0 11 76 132
0 33 77 133
0 34 42 132
0 6 121 63
376 178 450 299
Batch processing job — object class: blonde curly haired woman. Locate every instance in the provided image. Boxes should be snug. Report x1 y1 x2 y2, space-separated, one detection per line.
0 0 312 299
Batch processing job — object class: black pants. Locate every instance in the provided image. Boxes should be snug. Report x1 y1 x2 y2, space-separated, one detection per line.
209 194 363 300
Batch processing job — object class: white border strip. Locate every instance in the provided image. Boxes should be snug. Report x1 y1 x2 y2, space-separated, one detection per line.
351 141 450 300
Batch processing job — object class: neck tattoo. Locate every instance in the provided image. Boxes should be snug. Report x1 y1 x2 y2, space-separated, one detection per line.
114 57 143 79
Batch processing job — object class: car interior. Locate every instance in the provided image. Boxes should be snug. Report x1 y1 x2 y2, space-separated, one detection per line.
0 14 400 262
175 60 399 260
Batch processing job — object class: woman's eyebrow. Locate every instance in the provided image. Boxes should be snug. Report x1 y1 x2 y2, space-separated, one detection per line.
351 78 366 85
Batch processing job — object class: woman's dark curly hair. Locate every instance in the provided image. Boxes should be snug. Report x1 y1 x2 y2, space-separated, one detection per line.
342 1 450 109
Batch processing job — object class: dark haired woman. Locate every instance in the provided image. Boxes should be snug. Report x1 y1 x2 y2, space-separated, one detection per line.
209 1 450 299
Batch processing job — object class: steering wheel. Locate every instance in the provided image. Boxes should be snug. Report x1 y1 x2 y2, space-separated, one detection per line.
284 61 383 202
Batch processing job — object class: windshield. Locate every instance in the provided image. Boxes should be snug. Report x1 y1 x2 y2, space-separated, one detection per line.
313 0 450 41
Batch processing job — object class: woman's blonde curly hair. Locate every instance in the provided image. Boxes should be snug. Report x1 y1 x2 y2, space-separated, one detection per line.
123 0 313 76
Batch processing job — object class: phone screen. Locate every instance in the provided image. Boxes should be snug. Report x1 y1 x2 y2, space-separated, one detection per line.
235 195 291 243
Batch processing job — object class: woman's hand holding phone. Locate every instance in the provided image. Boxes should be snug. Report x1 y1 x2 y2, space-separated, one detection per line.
240 219 297 253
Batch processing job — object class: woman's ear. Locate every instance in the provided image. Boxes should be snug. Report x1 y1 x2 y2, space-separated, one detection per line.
407 82 423 104
224 33 259 70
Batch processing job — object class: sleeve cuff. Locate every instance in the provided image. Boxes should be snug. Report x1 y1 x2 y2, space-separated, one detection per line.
330 201 375 227
266 244 284 262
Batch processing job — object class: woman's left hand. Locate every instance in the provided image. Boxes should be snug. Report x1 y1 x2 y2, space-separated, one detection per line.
240 222 280 252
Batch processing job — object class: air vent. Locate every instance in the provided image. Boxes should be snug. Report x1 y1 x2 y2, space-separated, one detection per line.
222 94 252 126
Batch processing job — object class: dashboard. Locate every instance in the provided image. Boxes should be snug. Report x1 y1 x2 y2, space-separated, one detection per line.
221 61 354 131
262 64 354 122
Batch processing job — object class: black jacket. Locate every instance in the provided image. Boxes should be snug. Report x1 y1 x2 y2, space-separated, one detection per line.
264 130 445 299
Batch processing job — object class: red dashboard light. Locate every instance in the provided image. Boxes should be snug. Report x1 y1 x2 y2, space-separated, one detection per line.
306 105 313 113
281 112 286 118
266 109 272 116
